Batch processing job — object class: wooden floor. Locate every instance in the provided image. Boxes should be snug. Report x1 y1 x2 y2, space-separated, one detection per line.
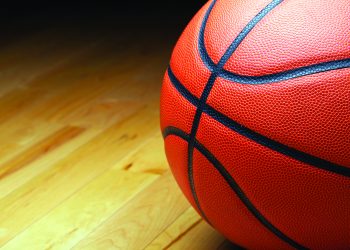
0 21 240 250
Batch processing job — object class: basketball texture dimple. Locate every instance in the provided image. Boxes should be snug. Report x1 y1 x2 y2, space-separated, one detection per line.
160 0 350 249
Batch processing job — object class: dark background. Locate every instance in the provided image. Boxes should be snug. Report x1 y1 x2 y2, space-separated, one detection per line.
0 1 208 45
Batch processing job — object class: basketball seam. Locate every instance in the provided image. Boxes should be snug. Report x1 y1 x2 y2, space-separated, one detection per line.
167 67 350 178
167 0 350 249
186 0 306 249
198 0 350 84
187 73 218 225
163 126 308 250
187 1 290 241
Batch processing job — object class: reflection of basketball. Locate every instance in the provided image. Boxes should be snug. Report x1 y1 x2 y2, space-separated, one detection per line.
160 0 350 249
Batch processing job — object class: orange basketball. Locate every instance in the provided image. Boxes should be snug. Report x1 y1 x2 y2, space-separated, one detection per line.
160 0 350 249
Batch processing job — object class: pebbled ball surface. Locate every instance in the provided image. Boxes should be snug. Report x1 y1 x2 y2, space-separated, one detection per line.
160 0 350 249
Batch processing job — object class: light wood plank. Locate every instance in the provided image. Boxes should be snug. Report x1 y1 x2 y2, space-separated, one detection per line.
119 132 168 175
0 119 62 165
145 207 202 250
0 127 100 200
0 86 45 124
0 126 85 181
72 172 190 250
0 20 226 249
0 104 159 247
0 100 143 199
0 40 124 163
2 170 157 250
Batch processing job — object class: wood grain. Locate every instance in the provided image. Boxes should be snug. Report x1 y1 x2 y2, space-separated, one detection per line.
0 24 229 250
72 172 191 250
145 207 202 250
2 170 156 250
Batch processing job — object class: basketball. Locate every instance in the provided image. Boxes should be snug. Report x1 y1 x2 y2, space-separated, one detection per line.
160 0 350 249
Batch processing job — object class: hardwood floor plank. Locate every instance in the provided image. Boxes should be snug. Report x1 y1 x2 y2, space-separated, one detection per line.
0 87 46 124
119 132 168 175
0 105 159 247
0 94 143 195
72 172 190 250
2 169 157 250
0 128 101 200
0 18 228 249
0 126 85 181
0 119 62 165
145 207 202 250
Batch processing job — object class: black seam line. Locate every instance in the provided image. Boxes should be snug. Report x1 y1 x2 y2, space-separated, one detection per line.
204 105 350 177
163 126 308 250
219 58 350 84
198 0 350 84
199 0 285 73
173 0 346 248
185 0 286 230
167 67 350 178
187 73 218 223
